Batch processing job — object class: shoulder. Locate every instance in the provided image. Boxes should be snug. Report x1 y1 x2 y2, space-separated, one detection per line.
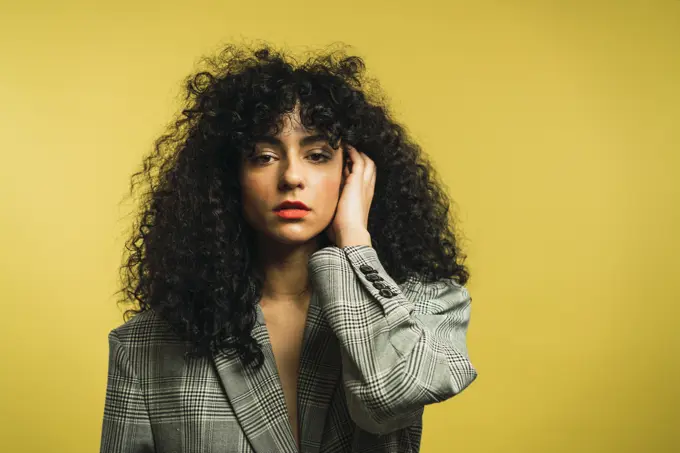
108 309 182 347
106 310 196 379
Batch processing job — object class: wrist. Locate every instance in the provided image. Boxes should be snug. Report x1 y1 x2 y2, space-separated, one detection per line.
337 229 372 248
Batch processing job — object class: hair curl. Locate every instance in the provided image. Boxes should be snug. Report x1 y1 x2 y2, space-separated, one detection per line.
117 42 469 370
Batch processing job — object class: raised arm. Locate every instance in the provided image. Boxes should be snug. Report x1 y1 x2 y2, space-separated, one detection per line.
309 245 478 435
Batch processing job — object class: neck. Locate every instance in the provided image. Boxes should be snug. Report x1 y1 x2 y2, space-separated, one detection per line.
254 235 321 305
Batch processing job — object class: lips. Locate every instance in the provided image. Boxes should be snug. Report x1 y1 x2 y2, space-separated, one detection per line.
275 209 310 219
274 201 310 211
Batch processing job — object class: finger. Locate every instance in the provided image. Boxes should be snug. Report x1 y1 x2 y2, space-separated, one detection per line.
364 161 376 185
358 149 374 180
347 145 365 172
362 152 374 167
368 170 376 200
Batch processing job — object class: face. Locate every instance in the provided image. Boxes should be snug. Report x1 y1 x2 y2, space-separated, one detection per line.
239 109 345 247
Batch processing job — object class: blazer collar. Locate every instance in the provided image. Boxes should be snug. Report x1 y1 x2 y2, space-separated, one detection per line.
211 290 341 453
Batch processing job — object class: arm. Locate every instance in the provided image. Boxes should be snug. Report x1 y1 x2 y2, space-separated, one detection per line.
100 330 155 453
308 245 478 435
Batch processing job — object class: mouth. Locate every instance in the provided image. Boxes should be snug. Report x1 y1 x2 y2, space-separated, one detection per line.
274 208 310 219
273 201 310 211
273 200 311 219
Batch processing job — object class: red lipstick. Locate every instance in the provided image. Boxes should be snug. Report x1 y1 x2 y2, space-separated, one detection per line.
275 209 310 219
273 200 311 219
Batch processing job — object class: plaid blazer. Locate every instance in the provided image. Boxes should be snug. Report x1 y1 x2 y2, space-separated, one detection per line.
100 245 477 453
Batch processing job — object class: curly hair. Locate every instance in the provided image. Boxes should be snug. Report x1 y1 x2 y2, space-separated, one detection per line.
117 42 469 370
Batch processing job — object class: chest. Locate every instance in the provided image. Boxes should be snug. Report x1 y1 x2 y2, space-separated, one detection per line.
260 303 309 445
265 316 306 388
260 302 309 371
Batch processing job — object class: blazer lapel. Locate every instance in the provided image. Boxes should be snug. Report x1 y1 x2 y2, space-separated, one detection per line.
211 291 342 453
211 305 299 453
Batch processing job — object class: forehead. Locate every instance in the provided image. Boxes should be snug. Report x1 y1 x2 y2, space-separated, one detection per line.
257 114 326 144
269 112 315 136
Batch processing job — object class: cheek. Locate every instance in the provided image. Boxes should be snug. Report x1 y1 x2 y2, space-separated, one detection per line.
241 178 271 217
318 174 342 208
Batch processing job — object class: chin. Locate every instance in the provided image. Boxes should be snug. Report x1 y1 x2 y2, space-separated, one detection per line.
270 230 320 245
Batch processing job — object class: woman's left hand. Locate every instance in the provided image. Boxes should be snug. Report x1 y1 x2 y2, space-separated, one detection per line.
326 145 376 248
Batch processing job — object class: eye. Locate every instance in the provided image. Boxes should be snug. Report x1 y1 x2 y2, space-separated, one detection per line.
308 152 331 163
251 154 275 164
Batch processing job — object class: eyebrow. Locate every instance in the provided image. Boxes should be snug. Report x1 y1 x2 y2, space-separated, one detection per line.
254 133 330 148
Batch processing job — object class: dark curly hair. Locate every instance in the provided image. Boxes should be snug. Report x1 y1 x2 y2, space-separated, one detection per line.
117 41 469 370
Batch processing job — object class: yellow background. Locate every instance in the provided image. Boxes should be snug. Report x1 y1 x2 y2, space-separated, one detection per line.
1 0 678 452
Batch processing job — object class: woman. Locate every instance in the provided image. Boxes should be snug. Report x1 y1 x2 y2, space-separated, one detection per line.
101 43 477 453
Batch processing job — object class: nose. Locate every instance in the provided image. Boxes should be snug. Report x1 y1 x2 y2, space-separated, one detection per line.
278 155 305 189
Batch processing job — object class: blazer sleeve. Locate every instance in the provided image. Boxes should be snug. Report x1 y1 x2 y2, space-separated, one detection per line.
308 245 478 436
100 330 155 453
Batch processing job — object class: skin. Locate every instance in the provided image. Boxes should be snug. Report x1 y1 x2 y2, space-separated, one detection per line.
239 106 376 306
